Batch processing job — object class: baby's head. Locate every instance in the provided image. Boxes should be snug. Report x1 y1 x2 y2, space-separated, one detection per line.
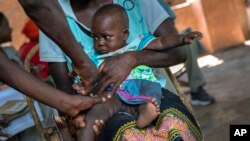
91 4 129 54
0 13 12 44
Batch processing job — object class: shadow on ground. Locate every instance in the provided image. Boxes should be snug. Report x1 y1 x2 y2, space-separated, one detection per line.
181 45 250 141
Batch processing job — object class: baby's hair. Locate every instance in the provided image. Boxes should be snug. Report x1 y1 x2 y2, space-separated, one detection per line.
92 4 129 29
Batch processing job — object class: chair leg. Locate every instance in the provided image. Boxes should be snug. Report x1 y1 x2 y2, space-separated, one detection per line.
165 68 195 115
24 45 51 141
26 97 51 141
53 115 76 141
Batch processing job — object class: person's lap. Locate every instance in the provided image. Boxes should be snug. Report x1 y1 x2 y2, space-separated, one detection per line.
100 88 203 141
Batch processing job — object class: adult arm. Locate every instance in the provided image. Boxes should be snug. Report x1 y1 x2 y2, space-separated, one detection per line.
18 0 98 94
0 51 102 117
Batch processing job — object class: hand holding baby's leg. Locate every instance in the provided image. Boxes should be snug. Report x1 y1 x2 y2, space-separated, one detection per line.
78 97 122 141
71 112 86 129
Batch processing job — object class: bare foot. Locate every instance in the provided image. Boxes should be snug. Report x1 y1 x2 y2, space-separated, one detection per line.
136 98 160 128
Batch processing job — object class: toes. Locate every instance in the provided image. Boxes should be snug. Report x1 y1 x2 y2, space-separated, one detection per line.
156 104 160 109
150 98 156 103
151 99 159 108
154 101 159 106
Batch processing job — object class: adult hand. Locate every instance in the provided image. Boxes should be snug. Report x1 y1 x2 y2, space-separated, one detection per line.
70 63 98 95
64 95 104 117
94 52 136 97
71 111 87 128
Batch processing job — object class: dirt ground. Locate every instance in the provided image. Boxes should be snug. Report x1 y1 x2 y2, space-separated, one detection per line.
179 45 250 141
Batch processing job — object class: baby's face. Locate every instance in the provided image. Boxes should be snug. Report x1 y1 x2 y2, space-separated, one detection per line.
92 16 128 54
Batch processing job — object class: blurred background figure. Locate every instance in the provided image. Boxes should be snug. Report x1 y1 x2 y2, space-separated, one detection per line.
0 13 56 141
158 0 215 106
18 19 49 81
0 12 22 67
0 12 23 90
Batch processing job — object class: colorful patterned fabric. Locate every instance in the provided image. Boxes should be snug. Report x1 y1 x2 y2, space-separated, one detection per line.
115 109 201 141
115 65 162 105
100 89 203 141
116 79 162 105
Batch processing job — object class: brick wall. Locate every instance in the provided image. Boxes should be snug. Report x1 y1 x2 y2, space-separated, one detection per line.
0 0 28 50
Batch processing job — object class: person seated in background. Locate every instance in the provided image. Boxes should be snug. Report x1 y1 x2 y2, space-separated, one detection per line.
0 12 23 90
0 13 22 67
19 19 50 81
158 0 215 106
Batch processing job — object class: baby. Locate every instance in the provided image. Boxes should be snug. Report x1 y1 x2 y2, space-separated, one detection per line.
78 4 202 141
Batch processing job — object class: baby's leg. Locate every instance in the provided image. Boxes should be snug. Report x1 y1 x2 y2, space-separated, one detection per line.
78 97 122 141
137 98 160 128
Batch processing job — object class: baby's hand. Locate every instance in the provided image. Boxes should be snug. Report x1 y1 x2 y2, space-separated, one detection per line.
183 31 203 44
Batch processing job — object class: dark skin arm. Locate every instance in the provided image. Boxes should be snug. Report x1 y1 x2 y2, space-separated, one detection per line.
18 0 98 94
0 51 102 117
94 19 187 96
145 31 203 50
49 62 105 129
49 62 88 127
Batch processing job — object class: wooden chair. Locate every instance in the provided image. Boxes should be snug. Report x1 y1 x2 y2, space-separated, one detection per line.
165 68 195 114
24 45 57 141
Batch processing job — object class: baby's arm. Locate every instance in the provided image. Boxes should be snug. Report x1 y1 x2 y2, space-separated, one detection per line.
145 31 203 50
